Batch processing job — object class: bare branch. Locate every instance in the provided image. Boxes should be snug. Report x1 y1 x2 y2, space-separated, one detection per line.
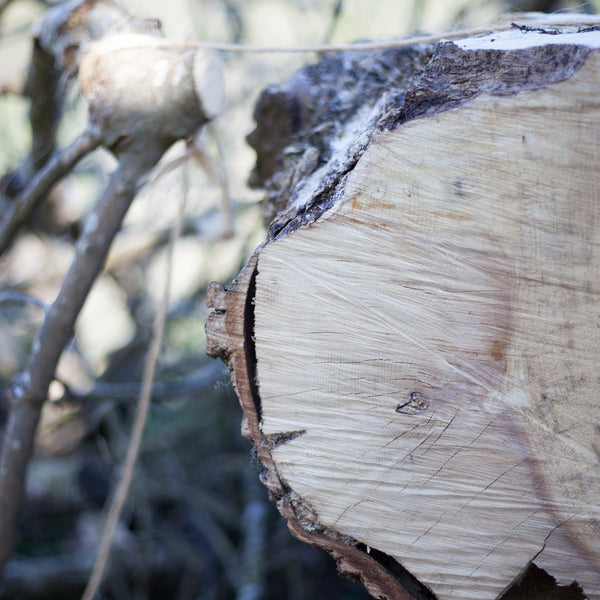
81 149 188 600
0 291 48 312
0 0 222 582
0 158 142 572
0 0 164 250
206 122 235 238
322 0 343 44
0 126 103 255
63 361 227 403
237 470 268 600
24 33 62 176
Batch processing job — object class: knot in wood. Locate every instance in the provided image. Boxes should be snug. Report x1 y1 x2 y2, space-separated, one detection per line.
396 391 428 415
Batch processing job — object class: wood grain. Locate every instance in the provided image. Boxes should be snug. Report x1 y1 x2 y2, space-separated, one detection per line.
254 47 600 600
207 22 600 600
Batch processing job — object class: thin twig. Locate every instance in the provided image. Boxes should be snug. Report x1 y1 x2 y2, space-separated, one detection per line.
322 0 343 44
138 145 195 189
81 157 188 600
171 17 600 53
236 469 268 600
0 125 103 256
62 361 227 403
0 291 48 312
206 122 234 237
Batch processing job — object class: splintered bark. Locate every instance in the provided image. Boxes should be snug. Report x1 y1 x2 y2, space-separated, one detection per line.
207 15 600 600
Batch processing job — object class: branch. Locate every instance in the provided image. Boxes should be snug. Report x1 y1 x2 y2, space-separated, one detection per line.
0 126 102 255
23 32 62 176
236 469 268 600
63 361 227 403
0 0 164 251
206 122 235 238
0 158 142 571
0 291 48 312
322 0 343 44
179 15 600 53
0 0 222 579
80 146 188 600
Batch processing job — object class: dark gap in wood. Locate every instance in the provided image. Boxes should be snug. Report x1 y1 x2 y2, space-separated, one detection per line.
267 161 352 241
499 563 587 600
244 266 262 421
266 430 307 449
356 544 438 600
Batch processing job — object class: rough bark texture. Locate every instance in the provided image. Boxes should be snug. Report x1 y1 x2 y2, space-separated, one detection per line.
246 45 432 229
208 16 600 600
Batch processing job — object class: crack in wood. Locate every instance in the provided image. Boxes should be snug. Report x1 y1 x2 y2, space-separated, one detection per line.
499 563 587 600
265 429 307 448
356 544 439 600
244 266 261 421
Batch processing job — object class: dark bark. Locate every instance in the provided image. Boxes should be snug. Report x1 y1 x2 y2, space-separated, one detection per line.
246 29 594 237
246 45 433 225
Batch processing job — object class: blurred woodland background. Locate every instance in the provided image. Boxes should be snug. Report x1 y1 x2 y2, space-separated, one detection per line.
0 0 597 599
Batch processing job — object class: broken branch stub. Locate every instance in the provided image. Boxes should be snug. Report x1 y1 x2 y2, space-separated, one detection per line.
79 34 224 157
206 16 600 600
0 0 163 252
24 0 163 174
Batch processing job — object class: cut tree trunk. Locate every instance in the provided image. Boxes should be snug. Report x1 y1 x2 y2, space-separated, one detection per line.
207 14 600 600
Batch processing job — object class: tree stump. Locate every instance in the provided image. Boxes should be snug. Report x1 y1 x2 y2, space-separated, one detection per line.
207 15 600 600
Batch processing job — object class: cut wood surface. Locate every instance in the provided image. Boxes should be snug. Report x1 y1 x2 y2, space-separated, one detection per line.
207 16 600 600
